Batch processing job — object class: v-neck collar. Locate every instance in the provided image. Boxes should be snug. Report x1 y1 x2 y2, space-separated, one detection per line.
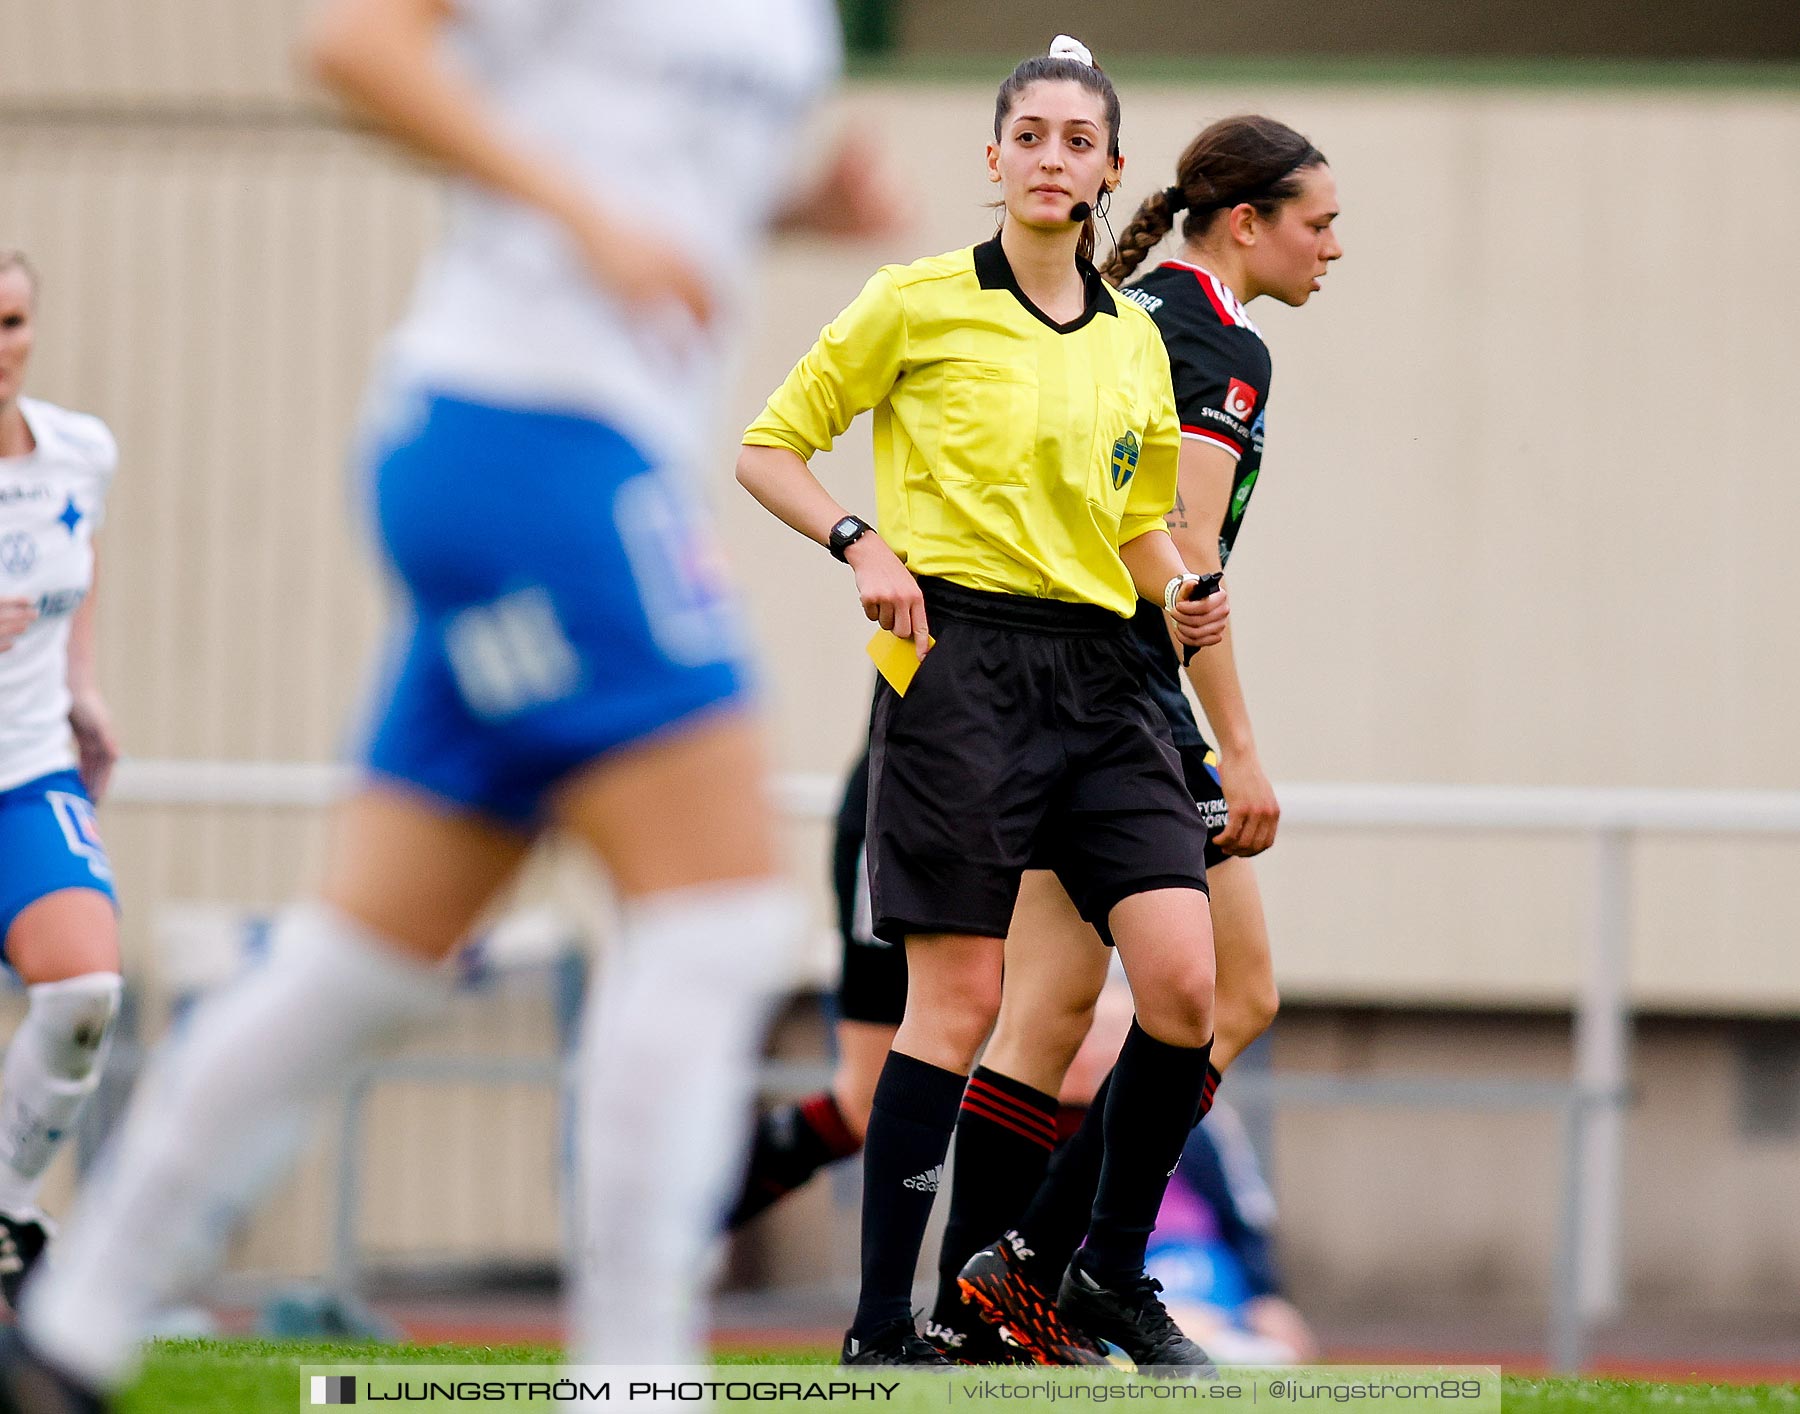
974 235 1116 335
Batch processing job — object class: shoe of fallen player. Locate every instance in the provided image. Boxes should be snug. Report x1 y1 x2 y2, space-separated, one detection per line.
0 1212 51 1312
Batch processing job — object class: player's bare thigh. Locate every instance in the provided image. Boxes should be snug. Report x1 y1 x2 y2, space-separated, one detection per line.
550 706 781 897
320 786 534 964
984 869 1112 1094
1206 856 1279 1071
6 889 120 983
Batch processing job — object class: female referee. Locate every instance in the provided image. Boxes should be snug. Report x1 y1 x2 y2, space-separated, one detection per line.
738 37 1230 1368
949 115 1343 1356
5 0 896 1402
0 250 124 1313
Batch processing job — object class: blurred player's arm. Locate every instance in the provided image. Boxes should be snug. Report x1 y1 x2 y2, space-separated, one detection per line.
0 596 34 652
302 0 712 323
773 131 906 241
1166 439 1278 856
67 542 118 802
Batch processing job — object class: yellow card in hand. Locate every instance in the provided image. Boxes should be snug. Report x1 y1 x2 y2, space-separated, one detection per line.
867 628 934 696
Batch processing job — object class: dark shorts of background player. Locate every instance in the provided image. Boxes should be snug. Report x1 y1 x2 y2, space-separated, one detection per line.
831 751 910 1025
866 576 1209 952
834 738 1226 1027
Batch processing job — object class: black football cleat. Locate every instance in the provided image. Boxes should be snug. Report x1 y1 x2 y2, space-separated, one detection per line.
0 1214 50 1311
1057 1259 1218 1376
921 1312 1035 1366
956 1234 1129 1368
0 1328 110 1414
840 1317 955 1367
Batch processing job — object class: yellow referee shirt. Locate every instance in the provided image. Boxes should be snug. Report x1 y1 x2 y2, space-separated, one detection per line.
743 236 1180 618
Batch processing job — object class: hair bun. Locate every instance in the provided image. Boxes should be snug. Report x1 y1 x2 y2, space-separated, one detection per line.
1048 34 1095 66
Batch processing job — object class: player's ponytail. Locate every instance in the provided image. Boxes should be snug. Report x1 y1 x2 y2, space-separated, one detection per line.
1102 186 1181 285
1104 116 1325 284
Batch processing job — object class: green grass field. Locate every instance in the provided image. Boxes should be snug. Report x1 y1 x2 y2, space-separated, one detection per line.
115 1339 1799 1414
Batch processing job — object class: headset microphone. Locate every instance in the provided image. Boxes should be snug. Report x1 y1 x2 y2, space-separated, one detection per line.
1069 199 1092 223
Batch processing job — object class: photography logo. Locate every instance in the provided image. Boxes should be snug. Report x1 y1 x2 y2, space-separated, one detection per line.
310 1375 357 1405
1223 378 1259 421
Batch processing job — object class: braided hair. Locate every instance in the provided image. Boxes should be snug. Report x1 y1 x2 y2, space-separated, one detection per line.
1103 115 1325 285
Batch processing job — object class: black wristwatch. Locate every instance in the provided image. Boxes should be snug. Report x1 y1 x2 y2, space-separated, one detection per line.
827 514 874 562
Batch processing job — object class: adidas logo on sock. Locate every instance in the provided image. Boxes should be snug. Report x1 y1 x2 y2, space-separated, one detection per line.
1004 1229 1035 1260
923 1321 964 1348
903 1164 943 1192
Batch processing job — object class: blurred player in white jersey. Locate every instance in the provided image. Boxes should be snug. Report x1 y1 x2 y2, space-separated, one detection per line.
3 1 895 1406
0 251 124 1315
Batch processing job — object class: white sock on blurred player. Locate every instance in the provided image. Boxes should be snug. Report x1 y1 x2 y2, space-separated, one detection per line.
0 972 122 1217
22 904 448 1389
570 879 799 1367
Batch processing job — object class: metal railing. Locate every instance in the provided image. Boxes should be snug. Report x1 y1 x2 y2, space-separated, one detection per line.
109 760 1800 1370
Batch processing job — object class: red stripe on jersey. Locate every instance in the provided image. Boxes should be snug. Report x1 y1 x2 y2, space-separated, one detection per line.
963 1078 1057 1142
1180 425 1243 460
959 1095 1057 1151
1164 259 1239 327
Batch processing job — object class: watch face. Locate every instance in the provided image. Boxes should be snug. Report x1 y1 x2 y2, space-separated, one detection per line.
833 517 860 540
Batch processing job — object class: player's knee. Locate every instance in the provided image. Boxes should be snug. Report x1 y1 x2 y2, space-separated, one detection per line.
904 974 1001 1070
937 987 1003 1065
1132 963 1215 1049
26 970 123 1081
1248 977 1281 1038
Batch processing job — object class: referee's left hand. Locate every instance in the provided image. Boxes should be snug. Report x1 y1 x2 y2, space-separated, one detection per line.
847 534 931 659
1169 579 1229 649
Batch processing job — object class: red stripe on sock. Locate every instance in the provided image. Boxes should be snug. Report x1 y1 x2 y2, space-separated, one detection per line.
959 1095 1056 1151
799 1094 863 1159
965 1078 1057 1141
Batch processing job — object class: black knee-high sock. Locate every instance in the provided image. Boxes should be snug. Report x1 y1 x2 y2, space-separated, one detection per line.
1077 1023 1213 1284
727 1091 863 1230
927 1067 1058 1332
1012 1060 1228 1290
851 1052 967 1336
1014 1072 1110 1290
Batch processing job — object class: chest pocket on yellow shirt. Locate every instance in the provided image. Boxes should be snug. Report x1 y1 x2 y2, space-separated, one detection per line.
937 363 1038 486
1088 390 1142 522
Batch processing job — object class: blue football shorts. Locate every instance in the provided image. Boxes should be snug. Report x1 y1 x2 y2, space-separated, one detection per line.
359 391 752 826
0 769 119 954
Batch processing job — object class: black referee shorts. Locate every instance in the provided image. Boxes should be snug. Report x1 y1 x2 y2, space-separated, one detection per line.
866 577 1209 949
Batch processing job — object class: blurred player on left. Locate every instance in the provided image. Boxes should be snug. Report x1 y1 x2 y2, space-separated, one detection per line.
0 251 124 1311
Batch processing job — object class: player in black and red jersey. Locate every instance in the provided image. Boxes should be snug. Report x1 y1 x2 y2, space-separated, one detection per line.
944 115 1343 1364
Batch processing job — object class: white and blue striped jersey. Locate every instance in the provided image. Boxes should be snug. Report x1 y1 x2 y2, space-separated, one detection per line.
0 398 117 792
383 0 841 469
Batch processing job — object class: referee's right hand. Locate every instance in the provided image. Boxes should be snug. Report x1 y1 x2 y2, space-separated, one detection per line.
847 535 931 658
